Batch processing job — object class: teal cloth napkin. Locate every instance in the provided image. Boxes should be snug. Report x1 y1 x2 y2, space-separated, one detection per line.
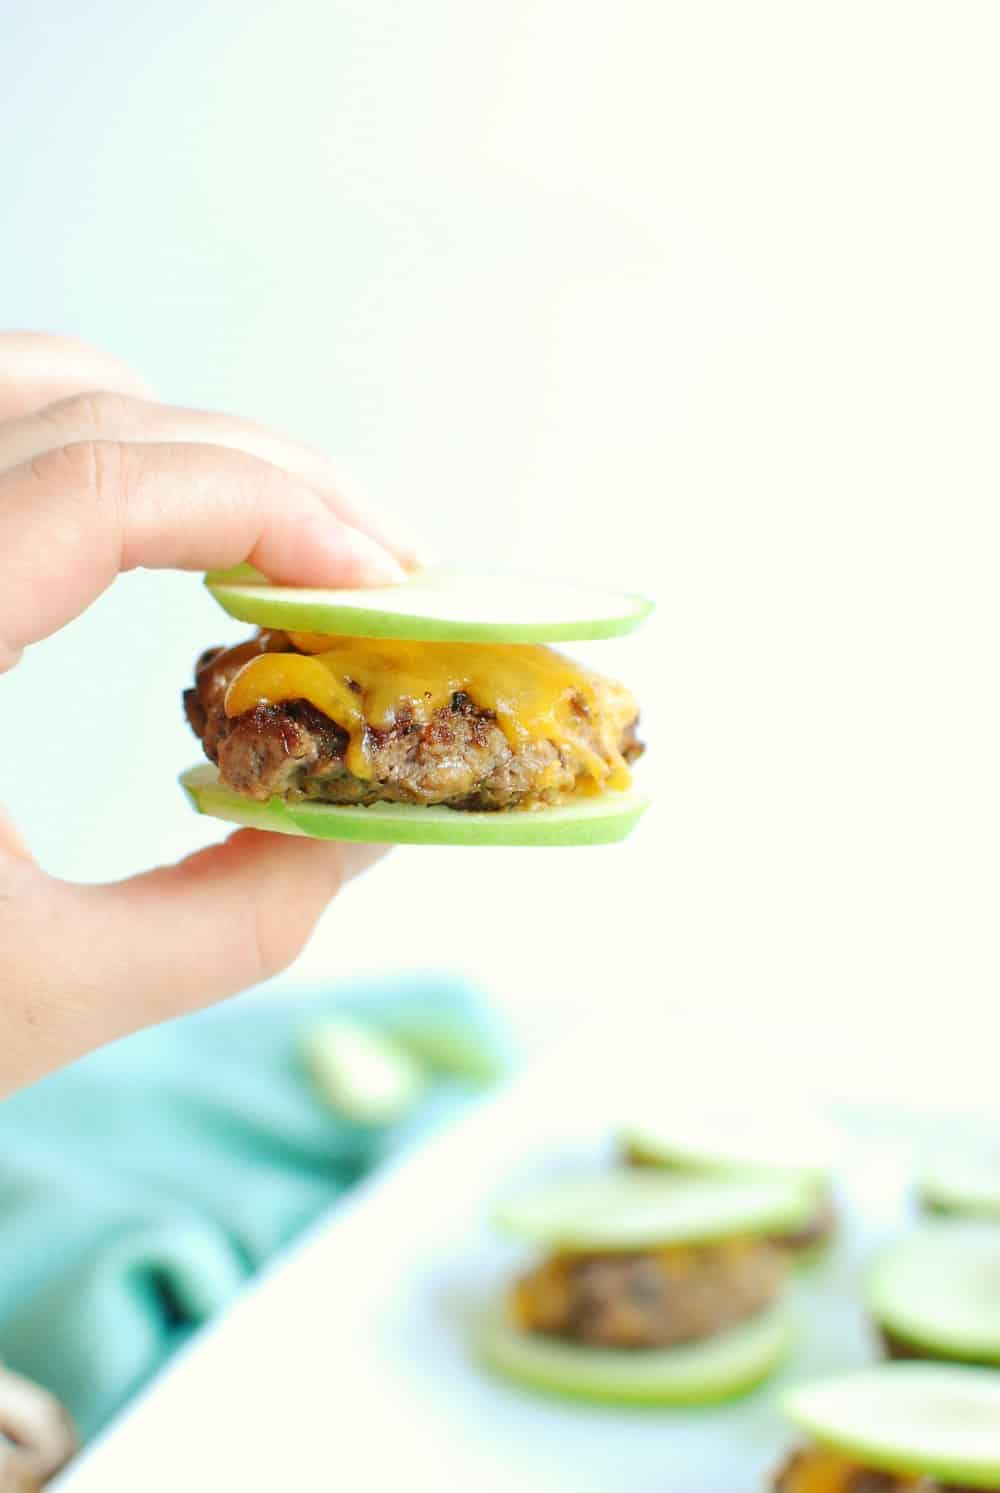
0 974 510 1441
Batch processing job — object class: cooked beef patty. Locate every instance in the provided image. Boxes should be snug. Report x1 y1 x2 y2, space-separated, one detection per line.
185 631 643 810
511 1239 786 1350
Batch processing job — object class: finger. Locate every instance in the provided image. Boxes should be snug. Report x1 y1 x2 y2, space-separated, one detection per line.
0 390 421 568
0 331 153 422
0 438 405 671
0 833 386 1096
79 831 387 1028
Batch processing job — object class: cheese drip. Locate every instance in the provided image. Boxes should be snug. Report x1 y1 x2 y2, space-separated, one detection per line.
223 634 636 789
778 1450 928 1493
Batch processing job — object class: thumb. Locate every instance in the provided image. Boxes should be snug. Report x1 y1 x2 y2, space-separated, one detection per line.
75 831 387 1030
1 833 385 1094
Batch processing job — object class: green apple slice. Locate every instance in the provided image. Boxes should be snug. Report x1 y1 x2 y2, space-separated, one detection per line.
301 1018 427 1125
376 1012 512 1082
919 1148 1000 1219
181 764 649 848
476 1300 792 1405
621 1110 839 1183
867 1223 1000 1364
784 1362 1000 1489
204 566 653 643
494 1170 822 1251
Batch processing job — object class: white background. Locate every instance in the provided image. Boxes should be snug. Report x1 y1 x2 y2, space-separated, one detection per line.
2 2 998 1098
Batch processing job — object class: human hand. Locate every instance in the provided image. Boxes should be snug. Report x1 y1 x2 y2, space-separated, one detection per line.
0 332 415 1098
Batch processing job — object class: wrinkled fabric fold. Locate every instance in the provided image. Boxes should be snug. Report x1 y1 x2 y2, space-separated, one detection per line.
0 974 509 1440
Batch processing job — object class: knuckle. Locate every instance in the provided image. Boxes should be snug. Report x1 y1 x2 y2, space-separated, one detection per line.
27 439 132 546
248 901 304 982
247 865 342 982
26 439 94 491
30 438 127 504
247 896 297 982
40 388 136 439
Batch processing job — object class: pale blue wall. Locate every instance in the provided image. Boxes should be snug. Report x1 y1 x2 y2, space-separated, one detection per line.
2 3 997 1086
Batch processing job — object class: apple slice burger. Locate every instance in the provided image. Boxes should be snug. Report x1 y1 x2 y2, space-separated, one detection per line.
774 1363 1000 1492
621 1108 840 1257
182 568 651 847
867 1222 1000 1368
475 1168 823 1404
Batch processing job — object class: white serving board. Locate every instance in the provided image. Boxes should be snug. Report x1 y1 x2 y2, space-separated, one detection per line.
53 1029 963 1493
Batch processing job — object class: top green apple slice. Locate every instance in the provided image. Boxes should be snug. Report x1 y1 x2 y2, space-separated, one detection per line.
204 565 653 643
494 1169 822 1251
784 1363 1000 1489
621 1108 840 1183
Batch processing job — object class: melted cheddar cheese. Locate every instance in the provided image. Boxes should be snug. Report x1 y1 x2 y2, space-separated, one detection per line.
513 1242 748 1333
777 1449 929 1493
778 1452 860 1493
223 633 636 789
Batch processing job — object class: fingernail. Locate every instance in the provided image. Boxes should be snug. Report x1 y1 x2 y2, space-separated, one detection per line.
377 511 432 572
337 525 407 585
410 549 439 572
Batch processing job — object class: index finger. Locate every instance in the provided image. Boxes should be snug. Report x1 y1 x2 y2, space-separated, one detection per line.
0 389 422 569
0 438 404 670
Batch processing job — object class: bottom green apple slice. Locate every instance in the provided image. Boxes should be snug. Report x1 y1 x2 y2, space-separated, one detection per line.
784 1363 1000 1490
476 1301 792 1405
180 765 649 847
867 1222 1000 1364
